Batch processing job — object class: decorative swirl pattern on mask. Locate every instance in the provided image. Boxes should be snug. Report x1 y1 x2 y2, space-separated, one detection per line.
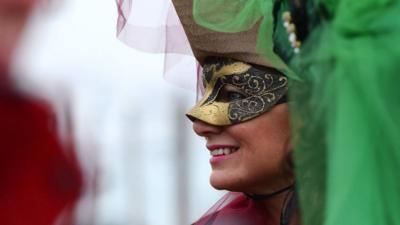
229 96 265 121
223 69 288 123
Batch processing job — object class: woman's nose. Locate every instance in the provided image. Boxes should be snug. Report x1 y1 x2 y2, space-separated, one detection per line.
192 119 222 138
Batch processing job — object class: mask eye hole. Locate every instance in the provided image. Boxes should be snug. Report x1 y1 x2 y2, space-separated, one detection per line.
216 84 247 102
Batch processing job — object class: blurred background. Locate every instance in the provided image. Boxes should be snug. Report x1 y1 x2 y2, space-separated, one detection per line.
5 0 224 224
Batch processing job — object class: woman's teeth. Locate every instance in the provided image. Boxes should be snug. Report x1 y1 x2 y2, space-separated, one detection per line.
210 148 238 156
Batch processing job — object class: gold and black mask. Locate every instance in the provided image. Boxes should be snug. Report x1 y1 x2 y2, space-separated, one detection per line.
186 57 288 126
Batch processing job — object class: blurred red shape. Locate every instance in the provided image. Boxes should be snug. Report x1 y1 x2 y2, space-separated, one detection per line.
0 82 83 225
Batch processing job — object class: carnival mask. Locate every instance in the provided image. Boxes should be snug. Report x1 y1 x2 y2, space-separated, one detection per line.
186 57 288 126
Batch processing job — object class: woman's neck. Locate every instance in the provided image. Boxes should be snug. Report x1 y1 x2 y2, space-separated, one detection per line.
260 190 300 225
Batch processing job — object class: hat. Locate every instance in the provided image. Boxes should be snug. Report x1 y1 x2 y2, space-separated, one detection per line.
172 0 272 67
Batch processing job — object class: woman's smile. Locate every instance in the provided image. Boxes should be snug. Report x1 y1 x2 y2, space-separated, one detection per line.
207 145 240 164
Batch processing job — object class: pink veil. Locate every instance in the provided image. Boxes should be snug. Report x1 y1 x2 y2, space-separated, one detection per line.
193 192 269 225
116 0 200 91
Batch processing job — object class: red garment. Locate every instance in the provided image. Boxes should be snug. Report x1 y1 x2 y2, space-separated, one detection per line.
0 82 82 225
193 192 269 225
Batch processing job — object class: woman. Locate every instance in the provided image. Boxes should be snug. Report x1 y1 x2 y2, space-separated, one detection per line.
192 0 400 225
172 0 302 222
186 56 299 225
116 0 302 224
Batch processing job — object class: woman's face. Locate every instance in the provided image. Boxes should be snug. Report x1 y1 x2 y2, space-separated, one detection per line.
192 103 293 194
188 57 293 194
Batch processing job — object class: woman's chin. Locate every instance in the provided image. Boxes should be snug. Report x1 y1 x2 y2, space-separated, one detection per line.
209 173 242 191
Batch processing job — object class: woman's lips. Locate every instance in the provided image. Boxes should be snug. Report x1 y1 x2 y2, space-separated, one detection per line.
207 145 239 164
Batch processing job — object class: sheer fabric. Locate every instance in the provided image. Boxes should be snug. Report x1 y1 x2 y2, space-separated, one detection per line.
192 0 300 81
193 192 269 225
116 0 198 90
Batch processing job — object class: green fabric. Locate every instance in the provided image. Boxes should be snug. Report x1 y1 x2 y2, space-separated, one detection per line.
193 0 301 81
193 0 400 225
